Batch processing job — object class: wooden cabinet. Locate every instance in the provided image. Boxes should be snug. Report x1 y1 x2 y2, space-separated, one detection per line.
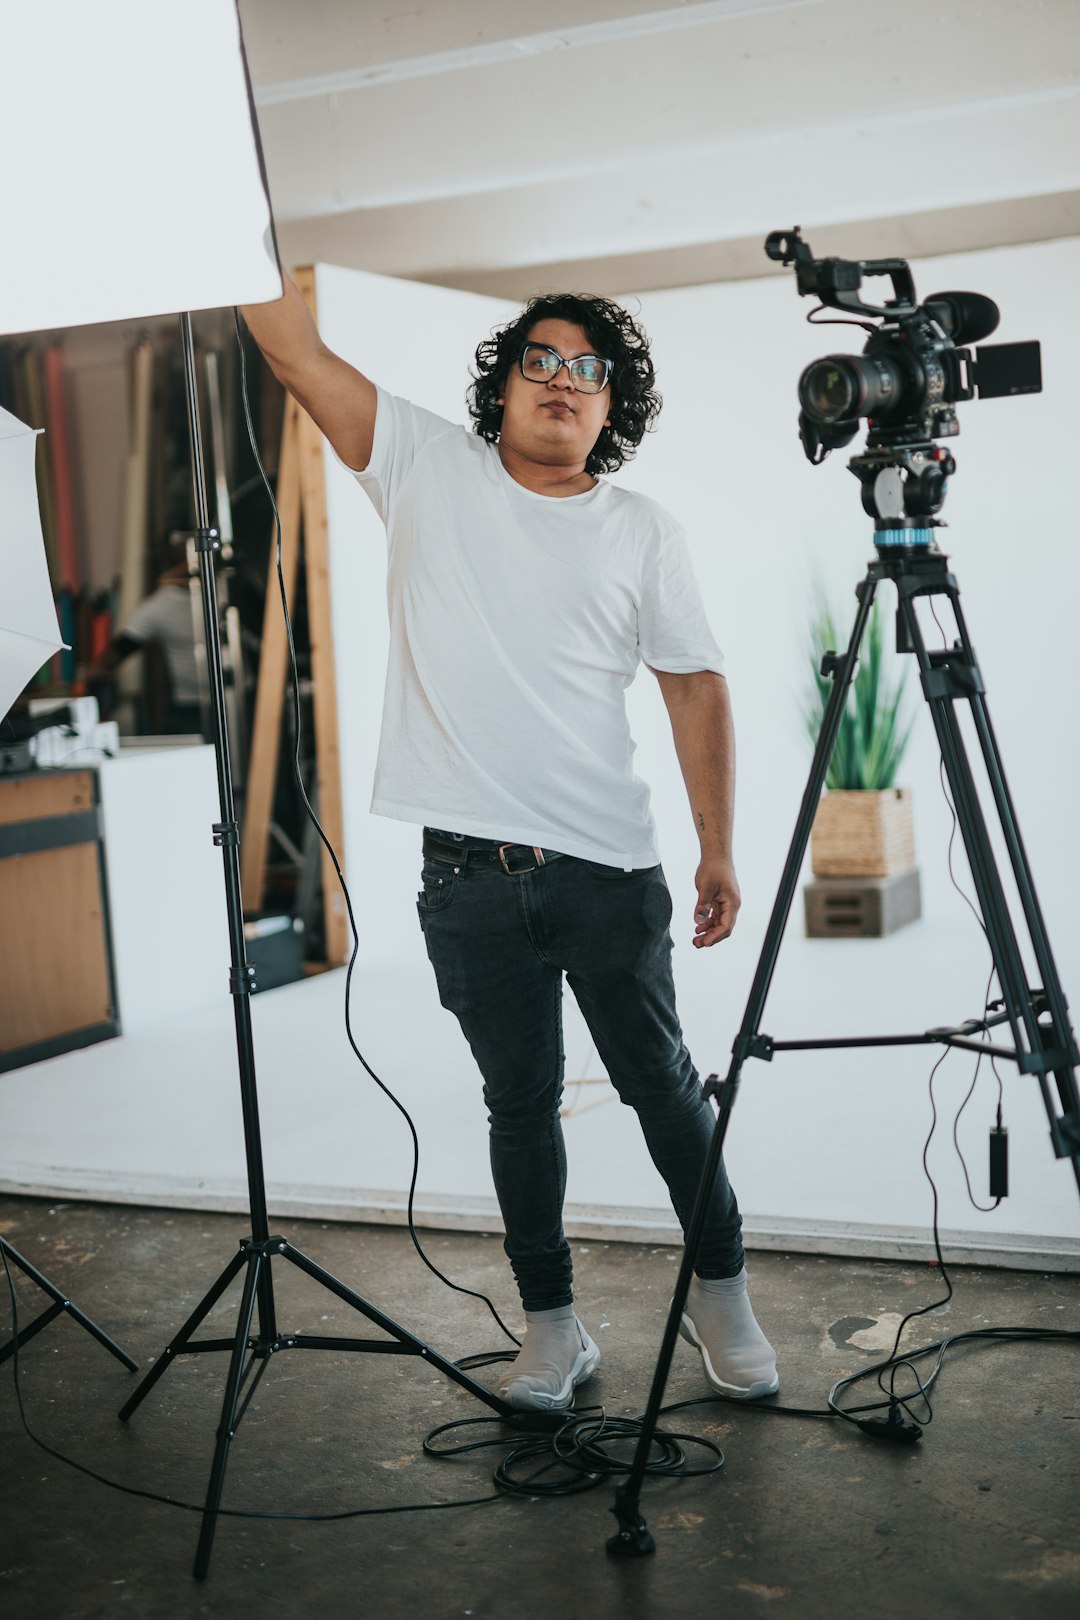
0 770 117 1070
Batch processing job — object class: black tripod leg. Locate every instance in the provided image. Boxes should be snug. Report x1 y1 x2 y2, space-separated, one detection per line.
607 574 881 1555
968 695 1067 1007
0 1240 138 1371
964 695 1080 1180
118 1246 248 1421
609 1075 740 1556
946 588 1071 1020
928 690 1033 1034
194 1249 263 1581
901 586 1080 1186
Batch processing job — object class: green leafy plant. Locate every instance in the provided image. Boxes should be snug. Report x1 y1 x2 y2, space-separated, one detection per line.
804 597 915 790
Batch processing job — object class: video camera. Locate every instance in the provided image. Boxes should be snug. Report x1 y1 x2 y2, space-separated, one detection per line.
764 228 1042 465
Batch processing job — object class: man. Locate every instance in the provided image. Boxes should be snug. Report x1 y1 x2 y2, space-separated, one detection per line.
82 545 202 735
241 279 778 1412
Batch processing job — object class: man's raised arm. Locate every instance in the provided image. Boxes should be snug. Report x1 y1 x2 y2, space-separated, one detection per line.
240 275 378 472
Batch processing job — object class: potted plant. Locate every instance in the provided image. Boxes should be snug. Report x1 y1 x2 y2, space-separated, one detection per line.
802 595 920 934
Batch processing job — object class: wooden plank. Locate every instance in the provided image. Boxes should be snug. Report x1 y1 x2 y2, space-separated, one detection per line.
44 345 81 590
116 340 154 707
293 265 349 965
0 772 94 827
240 392 303 909
117 339 153 626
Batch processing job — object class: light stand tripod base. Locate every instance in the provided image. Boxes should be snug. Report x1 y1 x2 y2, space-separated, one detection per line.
119 1231 514 1581
0 1238 137 1371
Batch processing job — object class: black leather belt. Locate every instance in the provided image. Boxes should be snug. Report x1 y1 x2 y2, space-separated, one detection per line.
422 833 553 875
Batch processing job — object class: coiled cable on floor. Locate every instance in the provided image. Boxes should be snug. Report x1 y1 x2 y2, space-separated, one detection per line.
425 1402 728 1498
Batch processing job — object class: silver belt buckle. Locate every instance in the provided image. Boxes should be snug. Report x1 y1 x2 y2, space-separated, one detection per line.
498 843 546 875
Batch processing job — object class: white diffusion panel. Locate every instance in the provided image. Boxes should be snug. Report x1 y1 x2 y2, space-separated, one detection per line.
0 0 280 335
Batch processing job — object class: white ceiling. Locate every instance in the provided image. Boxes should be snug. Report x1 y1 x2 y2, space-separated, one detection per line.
238 0 1080 293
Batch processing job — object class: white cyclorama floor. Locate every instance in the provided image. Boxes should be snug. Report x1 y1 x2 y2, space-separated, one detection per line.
0 962 688 1242
1 960 1076 1270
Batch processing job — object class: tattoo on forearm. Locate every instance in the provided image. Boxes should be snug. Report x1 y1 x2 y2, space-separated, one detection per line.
697 812 705 833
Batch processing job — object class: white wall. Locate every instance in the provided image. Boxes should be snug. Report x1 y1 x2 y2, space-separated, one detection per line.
99 745 229 1030
317 244 1080 1253
614 238 1080 1248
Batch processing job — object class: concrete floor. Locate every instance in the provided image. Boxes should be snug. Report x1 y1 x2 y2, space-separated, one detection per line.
0 1196 1077 1620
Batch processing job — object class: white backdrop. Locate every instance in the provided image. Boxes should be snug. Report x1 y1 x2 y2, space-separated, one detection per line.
317 242 1080 1255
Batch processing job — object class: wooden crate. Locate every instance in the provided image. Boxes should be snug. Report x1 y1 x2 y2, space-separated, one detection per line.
0 769 117 1068
804 870 922 938
811 788 916 878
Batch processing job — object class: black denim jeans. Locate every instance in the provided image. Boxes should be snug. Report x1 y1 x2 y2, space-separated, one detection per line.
417 832 744 1311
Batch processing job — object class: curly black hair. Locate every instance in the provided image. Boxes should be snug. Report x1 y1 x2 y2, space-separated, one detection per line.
467 293 662 476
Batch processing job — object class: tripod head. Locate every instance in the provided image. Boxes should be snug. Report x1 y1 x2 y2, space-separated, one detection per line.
765 227 1042 552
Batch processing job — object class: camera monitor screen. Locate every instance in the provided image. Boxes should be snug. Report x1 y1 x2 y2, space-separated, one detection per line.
973 341 1043 400
0 0 281 336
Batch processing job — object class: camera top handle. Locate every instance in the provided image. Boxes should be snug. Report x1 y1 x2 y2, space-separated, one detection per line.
765 226 917 321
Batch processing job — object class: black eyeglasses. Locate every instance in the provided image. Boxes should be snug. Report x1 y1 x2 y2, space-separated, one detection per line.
518 343 612 395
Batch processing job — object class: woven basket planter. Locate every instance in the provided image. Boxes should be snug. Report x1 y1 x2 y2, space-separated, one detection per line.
810 787 916 878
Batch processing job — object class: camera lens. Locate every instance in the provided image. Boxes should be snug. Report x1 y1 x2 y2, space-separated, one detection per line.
799 354 901 423
800 359 857 421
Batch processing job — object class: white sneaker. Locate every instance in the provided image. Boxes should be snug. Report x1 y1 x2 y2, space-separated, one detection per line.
678 1274 780 1400
496 1317 601 1412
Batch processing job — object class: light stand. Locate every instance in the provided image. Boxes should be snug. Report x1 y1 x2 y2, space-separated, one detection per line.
118 313 511 1580
607 474 1080 1558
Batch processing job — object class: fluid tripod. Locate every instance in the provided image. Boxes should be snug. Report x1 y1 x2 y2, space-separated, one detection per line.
117 313 511 1580
607 467 1080 1556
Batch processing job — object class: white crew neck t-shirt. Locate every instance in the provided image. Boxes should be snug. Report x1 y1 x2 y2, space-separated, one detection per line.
347 388 725 868
122 584 200 704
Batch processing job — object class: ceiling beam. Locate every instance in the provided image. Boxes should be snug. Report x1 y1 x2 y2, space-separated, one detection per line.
252 0 824 104
412 192 1080 298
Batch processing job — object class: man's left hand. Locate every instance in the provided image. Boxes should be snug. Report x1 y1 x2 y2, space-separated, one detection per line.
692 857 741 947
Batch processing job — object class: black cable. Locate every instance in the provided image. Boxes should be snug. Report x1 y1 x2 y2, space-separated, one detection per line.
951 986 1004 1215
423 1389 834 1501
231 311 519 1351
855 1044 959 1431
805 306 877 336
829 1325 1080 1434
430 1406 725 1497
